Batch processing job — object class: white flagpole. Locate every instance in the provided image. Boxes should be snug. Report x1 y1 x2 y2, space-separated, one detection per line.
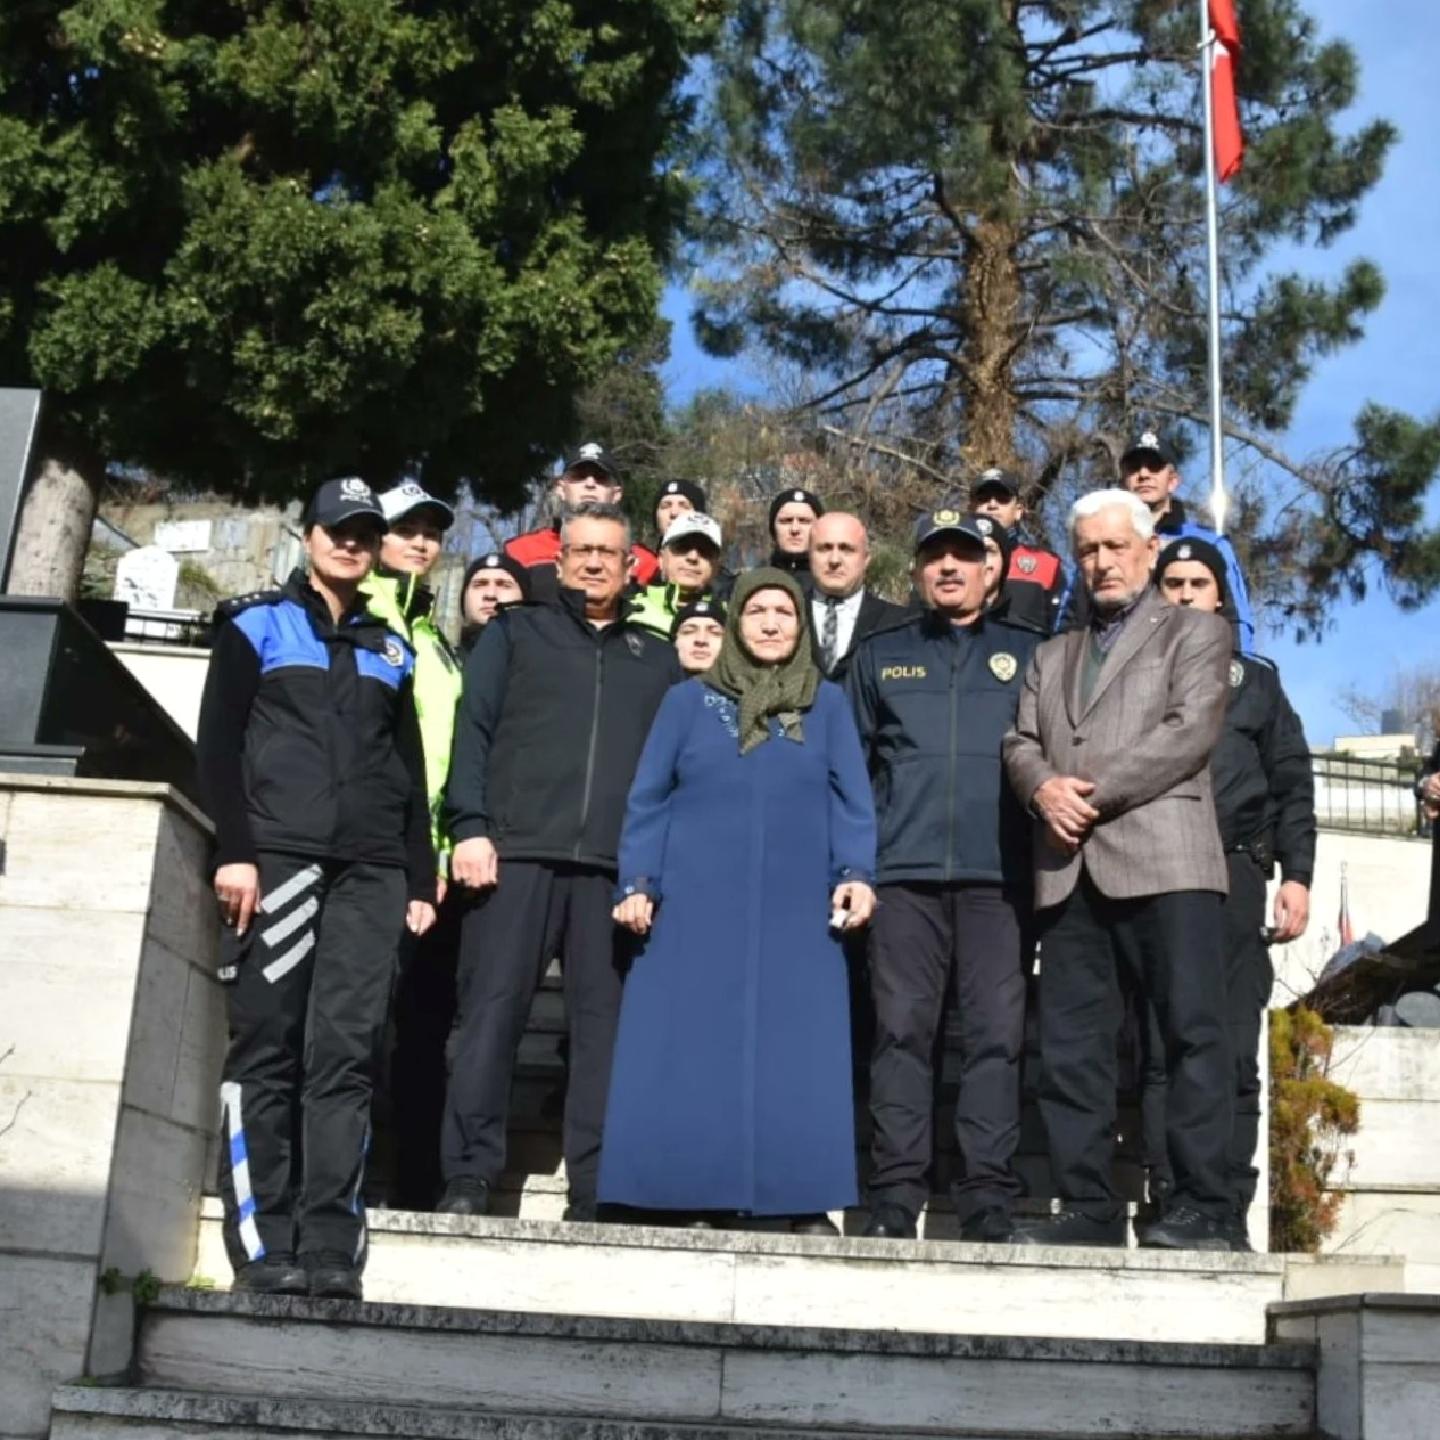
1199 0 1228 536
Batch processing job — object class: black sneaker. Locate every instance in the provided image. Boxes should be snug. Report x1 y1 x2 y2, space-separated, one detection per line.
436 1177 491 1216
862 1203 917 1239
232 1255 307 1296
1135 1204 1234 1253
563 1199 599 1223
1012 1210 1126 1248
304 1251 363 1300
958 1206 1016 1244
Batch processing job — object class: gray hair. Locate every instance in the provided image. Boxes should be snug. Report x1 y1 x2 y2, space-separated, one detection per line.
1068 488 1155 547
559 501 632 549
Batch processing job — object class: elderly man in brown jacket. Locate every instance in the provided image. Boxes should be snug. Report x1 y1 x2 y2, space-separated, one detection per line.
1003 488 1234 1251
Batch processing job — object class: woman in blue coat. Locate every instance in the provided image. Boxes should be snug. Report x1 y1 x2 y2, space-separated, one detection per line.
600 568 877 1231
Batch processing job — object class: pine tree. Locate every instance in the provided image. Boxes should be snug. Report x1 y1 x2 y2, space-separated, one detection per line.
0 0 718 596
695 0 1440 633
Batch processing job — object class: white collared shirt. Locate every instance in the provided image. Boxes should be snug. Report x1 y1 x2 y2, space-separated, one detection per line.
811 586 865 664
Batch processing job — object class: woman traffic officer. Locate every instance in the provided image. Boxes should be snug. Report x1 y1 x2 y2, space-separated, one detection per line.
197 477 436 1301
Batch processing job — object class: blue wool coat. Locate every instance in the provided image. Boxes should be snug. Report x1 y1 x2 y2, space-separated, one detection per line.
597 678 877 1216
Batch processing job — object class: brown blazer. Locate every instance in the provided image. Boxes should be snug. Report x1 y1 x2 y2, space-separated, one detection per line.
1002 588 1231 906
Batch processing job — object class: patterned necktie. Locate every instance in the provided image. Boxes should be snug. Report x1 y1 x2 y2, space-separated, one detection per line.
821 596 840 672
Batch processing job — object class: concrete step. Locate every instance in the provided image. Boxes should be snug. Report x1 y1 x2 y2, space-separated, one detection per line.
48 1288 1321 1438
193 1199 1401 1346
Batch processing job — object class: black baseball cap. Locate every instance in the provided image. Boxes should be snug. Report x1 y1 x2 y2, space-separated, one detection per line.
562 442 617 480
1121 430 1171 473
972 466 1022 497
304 476 386 530
913 507 988 552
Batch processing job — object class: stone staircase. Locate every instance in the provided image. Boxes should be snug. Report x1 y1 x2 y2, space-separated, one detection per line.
46 971 1411 1438
51 1288 1322 1439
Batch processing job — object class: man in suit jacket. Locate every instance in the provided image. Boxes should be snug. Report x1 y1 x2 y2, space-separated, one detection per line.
1003 488 1234 1251
808 512 909 681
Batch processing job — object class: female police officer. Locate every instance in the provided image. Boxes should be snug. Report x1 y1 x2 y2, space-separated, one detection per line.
197 477 436 1300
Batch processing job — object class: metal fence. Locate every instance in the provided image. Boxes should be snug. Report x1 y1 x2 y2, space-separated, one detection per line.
1311 753 1425 838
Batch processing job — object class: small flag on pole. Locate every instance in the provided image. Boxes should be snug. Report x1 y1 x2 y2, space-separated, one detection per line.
1208 0 1244 181
1338 862 1355 948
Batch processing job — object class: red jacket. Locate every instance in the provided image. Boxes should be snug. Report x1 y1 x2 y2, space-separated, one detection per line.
505 525 658 587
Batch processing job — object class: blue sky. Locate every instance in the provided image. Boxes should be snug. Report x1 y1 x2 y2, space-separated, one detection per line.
659 0 1439 748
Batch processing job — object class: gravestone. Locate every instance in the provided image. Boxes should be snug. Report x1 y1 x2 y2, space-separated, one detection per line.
0 387 43 589
115 544 179 610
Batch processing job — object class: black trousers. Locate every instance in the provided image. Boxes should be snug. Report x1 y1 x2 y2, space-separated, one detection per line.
868 883 1028 1220
1037 874 1231 1221
388 889 464 1211
442 861 625 1206
1140 851 1270 1213
217 852 406 1271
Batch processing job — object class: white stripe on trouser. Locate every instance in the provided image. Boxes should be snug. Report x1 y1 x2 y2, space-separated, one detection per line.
258 862 322 915
261 893 319 950
220 1081 265 1262
262 930 316 984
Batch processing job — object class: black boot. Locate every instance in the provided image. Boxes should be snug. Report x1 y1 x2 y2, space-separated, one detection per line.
305 1251 363 1301
232 1255 308 1296
436 1176 491 1216
863 1203 917 1239
1135 1204 1234 1253
790 1214 840 1236
958 1205 1016 1243
1012 1210 1126 1248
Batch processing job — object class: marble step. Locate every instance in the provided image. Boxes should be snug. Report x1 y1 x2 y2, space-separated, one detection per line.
192 1198 1401 1346
53 1288 1319 1438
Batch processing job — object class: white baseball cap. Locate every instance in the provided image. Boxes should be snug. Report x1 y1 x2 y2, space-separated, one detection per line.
378 481 455 529
661 511 723 550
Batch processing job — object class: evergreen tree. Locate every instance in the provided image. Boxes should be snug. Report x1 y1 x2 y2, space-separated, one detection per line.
695 0 1440 633
0 0 717 596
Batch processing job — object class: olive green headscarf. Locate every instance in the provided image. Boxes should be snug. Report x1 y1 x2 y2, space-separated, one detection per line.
705 568 820 754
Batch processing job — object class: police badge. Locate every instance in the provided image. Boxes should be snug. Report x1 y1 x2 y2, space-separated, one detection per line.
382 637 405 667
1016 554 1037 575
989 652 1018 682
1229 659 1245 689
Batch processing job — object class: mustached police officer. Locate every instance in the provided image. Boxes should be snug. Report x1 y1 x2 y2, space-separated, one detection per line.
846 509 1042 1241
197 477 437 1300
1144 537 1316 1248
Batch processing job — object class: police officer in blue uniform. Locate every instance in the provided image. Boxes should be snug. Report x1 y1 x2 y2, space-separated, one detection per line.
1143 537 1315 1249
197 478 437 1300
846 510 1042 1241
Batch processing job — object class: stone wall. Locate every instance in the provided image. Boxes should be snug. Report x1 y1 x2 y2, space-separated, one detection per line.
0 777 223 1439
1323 1027 1440 1291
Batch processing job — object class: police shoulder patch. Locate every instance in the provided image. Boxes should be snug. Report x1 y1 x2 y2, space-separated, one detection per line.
216 587 282 620
1229 659 1245 689
1016 554 1038 574
382 637 406 668
989 651 1018 682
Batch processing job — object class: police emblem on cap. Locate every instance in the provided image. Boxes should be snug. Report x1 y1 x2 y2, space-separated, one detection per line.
1229 660 1245 689
981 467 1003 482
1139 431 1161 450
933 508 960 526
340 477 374 502
974 516 994 535
577 442 604 461
665 482 679 493
1017 554 1037 574
989 652 1018 682
1177 543 1193 560
792 489 806 502
483 555 500 568
382 637 405 667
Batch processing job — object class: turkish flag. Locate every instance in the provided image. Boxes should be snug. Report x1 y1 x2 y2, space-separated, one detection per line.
1209 0 1244 181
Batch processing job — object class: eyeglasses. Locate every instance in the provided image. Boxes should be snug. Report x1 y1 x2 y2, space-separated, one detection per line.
561 544 627 563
